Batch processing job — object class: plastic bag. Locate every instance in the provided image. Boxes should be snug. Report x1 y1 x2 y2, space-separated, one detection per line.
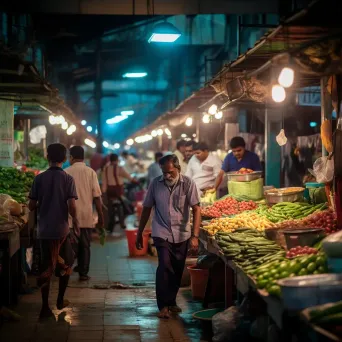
212 306 240 342
309 156 334 183
197 254 219 269
276 129 287 146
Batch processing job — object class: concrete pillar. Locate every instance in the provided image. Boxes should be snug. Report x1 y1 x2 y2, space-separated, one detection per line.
0 100 14 167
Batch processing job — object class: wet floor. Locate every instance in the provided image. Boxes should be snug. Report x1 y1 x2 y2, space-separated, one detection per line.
0 233 209 342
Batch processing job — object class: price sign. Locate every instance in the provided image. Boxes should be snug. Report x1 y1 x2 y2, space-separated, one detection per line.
0 100 14 167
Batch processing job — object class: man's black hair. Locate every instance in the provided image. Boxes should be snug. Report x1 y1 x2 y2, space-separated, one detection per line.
176 140 187 150
159 154 181 171
155 152 163 161
70 146 84 160
230 136 246 149
110 153 119 162
47 143 67 163
185 140 194 147
121 151 128 158
194 142 209 151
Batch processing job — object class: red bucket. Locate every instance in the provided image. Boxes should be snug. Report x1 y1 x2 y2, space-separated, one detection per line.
187 265 209 300
125 228 150 257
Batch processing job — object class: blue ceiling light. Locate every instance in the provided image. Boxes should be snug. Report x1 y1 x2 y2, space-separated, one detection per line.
81 120 87 126
148 22 181 43
121 110 134 116
310 121 318 128
86 126 93 132
106 114 128 125
122 72 147 78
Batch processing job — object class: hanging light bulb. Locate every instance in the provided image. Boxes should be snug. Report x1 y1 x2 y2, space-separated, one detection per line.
49 115 56 125
208 104 217 115
157 129 163 136
215 111 223 120
61 122 69 130
164 128 171 136
151 130 158 137
126 139 134 146
202 114 210 124
272 85 286 103
278 67 294 88
185 117 193 126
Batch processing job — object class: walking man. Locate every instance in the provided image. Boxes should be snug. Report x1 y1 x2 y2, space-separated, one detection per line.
136 154 201 318
65 146 104 281
28 143 79 319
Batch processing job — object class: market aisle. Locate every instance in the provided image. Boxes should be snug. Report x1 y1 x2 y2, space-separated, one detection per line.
0 234 205 342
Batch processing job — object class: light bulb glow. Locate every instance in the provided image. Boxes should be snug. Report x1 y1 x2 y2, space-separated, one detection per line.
202 114 210 124
122 72 147 78
157 129 163 136
102 141 109 148
87 126 93 132
272 85 286 103
49 115 57 125
69 125 76 133
215 111 223 120
208 104 218 115
278 67 294 88
164 128 171 136
149 33 181 43
61 122 69 130
181 134 187 138
114 143 120 149
185 117 193 126
84 139 96 148
121 110 134 116
151 130 158 137
81 120 87 126
126 139 134 146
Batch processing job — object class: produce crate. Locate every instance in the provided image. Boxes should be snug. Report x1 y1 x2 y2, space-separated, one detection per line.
228 178 263 201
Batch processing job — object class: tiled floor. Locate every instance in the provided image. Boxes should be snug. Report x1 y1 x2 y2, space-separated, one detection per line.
0 232 209 342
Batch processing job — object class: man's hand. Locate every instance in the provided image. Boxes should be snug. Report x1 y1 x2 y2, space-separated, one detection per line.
190 236 199 251
98 215 105 229
73 218 80 237
135 232 143 250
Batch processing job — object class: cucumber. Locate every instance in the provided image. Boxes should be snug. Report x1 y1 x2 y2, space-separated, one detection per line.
314 313 342 325
310 302 342 322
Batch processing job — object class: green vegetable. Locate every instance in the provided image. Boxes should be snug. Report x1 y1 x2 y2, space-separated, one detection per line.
310 301 342 323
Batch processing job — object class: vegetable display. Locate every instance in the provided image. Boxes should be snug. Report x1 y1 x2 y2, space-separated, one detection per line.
0 167 35 203
25 147 48 170
201 196 258 218
204 211 274 235
309 301 342 329
257 202 327 223
286 246 318 259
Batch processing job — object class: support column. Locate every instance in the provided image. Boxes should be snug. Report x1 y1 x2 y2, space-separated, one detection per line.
0 100 14 167
95 39 103 153
265 107 281 187
320 76 333 156
24 119 30 159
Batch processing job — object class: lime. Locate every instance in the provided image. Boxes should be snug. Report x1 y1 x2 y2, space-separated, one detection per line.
289 273 296 277
299 256 311 267
308 254 317 263
257 279 269 289
298 268 308 276
288 260 301 274
307 262 317 273
279 271 290 279
317 265 328 273
270 269 278 276
273 273 280 280
268 285 281 297
257 274 265 282
316 256 326 267
262 272 271 279
278 262 289 272
313 270 320 275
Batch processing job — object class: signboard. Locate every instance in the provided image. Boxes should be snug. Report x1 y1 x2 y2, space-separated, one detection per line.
0 100 14 167
297 86 321 107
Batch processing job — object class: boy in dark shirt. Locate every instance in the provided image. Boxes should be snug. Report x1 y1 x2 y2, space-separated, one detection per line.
29 143 79 319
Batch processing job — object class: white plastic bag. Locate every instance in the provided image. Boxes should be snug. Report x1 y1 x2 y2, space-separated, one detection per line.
309 156 334 183
212 306 240 342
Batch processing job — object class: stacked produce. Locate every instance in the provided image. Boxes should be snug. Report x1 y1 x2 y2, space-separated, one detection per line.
257 202 327 223
204 211 274 235
286 246 319 258
252 252 328 297
26 147 48 170
216 229 284 264
0 167 35 203
269 209 337 235
201 196 258 218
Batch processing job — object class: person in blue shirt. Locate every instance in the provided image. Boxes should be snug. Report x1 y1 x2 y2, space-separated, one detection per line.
214 136 262 191
147 152 163 187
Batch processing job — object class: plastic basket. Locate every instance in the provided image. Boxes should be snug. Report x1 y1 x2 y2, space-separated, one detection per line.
228 178 263 200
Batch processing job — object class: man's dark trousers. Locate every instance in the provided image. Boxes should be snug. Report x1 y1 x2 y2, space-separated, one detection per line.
153 237 189 310
78 228 92 276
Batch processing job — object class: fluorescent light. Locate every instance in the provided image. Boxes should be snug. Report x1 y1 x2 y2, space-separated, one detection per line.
122 72 147 78
148 22 181 43
164 128 171 136
121 110 134 116
81 120 87 126
106 115 128 124
95 128 98 134
84 139 96 149
310 121 318 128
87 126 93 132
114 143 120 149
126 139 134 146
103 141 109 148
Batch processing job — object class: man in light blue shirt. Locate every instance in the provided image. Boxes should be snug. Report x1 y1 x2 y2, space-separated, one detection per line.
147 152 163 187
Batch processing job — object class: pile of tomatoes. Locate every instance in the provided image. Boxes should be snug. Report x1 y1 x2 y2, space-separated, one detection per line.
286 246 318 259
302 209 338 234
201 197 257 218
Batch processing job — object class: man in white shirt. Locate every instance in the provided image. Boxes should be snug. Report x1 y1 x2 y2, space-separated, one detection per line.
173 140 188 174
65 146 104 281
185 142 222 197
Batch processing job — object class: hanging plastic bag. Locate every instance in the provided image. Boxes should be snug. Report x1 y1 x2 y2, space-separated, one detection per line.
212 306 240 342
309 156 334 183
276 129 287 146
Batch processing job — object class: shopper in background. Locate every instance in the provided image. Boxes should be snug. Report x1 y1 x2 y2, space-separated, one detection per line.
136 154 201 319
186 142 222 197
184 140 195 163
214 136 262 190
65 146 104 281
102 154 137 232
28 143 78 319
173 140 188 174
147 152 163 187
